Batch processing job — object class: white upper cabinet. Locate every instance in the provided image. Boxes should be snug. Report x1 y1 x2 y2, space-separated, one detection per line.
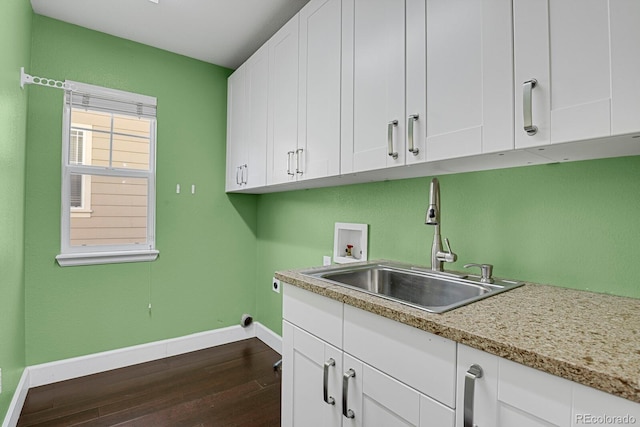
267 15 300 185
225 45 268 191
342 0 406 174
228 0 640 193
514 0 640 149
244 46 269 189
344 0 513 172
610 1 640 136
225 65 247 192
420 0 513 162
297 0 342 181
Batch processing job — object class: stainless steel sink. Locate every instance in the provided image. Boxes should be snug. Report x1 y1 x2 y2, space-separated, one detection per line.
301 262 523 313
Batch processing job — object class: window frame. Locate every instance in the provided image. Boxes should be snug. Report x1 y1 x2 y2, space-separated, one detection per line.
56 82 159 267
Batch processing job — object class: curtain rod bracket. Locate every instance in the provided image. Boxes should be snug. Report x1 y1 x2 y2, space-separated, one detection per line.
20 67 74 90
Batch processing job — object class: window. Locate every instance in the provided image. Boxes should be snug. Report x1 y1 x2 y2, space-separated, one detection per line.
56 81 158 266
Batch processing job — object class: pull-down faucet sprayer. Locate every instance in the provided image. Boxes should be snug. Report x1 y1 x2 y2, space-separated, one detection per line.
425 178 457 272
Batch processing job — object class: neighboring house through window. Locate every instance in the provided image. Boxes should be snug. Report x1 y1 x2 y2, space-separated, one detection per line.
56 81 158 266
69 126 93 216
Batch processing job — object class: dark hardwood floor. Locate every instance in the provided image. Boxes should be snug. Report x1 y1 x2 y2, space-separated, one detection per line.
18 338 282 427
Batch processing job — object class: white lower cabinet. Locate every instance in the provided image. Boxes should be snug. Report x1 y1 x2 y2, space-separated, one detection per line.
282 321 343 427
282 283 455 427
457 344 640 427
283 284 640 427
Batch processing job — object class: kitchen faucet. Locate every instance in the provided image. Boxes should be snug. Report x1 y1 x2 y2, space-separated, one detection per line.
425 178 457 271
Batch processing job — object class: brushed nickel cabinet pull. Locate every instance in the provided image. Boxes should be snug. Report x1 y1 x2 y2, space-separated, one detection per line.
523 79 538 136
323 358 336 405
295 148 304 175
464 364 484 427
408 114 419 155
388 120 399 159
287 151 295 176
342 368 356 419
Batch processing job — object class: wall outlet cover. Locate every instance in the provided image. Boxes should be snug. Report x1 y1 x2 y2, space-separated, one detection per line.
272 277 281 293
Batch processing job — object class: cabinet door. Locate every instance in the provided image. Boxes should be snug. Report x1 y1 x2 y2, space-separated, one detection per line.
343 0 405 173
343 354 418 427
225 65 247 192
342 354 454 427
282 321 343 427
610 1 640 136
243 45 268 189
514 0 612 149
267 15 299 185
423 0 513 161
298 0 342 181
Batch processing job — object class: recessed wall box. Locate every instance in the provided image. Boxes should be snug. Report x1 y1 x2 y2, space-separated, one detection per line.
333 222 368 264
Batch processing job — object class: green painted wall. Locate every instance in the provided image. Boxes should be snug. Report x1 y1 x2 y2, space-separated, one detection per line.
24 16 258 365
256 157 640 334
0 0 32 419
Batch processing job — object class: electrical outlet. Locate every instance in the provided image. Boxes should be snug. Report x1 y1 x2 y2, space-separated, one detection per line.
323 256 331 266
272 277 281 293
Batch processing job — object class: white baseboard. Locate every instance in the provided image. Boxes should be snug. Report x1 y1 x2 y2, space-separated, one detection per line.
28 324 256 388
2 369 30 427
255 322 283 355
2 322 282 427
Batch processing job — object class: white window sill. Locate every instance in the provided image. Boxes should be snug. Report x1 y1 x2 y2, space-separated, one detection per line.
56 249 159 267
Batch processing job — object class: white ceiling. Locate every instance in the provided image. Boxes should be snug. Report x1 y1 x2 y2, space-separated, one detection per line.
30 0 311 70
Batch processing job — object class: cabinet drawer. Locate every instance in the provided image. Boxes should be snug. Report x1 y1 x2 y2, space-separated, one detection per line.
282 283 343 347
343 304 457 408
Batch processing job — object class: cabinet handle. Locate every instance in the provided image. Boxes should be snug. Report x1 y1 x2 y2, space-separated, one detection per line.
295 148 304 175
523 79 538 136
241 164 247 185
464 364 484 427
323 358 336 405
408 114 419 156
342 368 356 419
287 151 295 176
387 120 399 159
236 166 242 185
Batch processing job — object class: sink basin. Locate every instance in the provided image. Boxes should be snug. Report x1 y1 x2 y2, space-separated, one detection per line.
301 262 523 313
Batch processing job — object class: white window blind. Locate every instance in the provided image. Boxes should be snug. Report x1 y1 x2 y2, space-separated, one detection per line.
65 81 157 118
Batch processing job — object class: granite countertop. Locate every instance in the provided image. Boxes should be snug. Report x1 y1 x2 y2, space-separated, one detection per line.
275 260 640 404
